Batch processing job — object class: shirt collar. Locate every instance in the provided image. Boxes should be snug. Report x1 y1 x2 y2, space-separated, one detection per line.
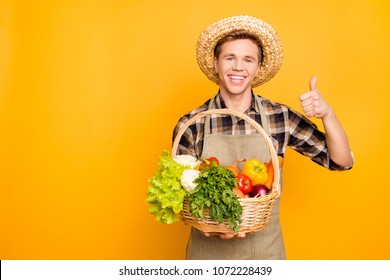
214 91 262 114
214 92 227 109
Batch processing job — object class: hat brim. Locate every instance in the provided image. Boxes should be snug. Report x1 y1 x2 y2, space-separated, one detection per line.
196 15 283 88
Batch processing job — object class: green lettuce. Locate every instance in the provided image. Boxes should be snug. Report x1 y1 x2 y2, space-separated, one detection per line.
146 150 187 224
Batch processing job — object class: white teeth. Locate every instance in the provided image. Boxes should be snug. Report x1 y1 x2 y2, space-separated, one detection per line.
229 75 245 80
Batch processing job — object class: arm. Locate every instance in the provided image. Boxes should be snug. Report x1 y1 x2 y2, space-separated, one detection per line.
299 76 354 168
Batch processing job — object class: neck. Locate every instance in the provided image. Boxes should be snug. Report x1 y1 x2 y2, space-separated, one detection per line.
220 91 252 113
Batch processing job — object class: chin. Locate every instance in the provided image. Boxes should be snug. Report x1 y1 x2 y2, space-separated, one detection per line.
225 86 251 96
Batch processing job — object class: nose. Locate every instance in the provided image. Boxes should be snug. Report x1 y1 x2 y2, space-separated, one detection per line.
233 59 243 70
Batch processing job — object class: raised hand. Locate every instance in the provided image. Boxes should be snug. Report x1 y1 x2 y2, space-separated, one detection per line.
299 76 332 118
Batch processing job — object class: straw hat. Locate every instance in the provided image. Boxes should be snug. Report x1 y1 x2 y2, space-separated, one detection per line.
196 15 283 88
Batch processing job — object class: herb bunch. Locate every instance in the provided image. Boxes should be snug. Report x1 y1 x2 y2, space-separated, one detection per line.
188 163 243 233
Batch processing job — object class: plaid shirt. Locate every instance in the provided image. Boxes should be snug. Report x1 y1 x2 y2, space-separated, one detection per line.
173 92 348 171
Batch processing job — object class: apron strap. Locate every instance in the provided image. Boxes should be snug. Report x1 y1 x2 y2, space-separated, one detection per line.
203 97 215 136
254 94 271 137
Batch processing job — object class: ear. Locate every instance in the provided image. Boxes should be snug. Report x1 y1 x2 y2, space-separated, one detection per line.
256 63 261 74
214 57 218 73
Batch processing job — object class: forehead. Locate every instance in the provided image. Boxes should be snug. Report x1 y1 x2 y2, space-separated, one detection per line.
219 39 260 56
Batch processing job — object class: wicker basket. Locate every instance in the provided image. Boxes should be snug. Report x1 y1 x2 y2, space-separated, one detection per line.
172 108 281 235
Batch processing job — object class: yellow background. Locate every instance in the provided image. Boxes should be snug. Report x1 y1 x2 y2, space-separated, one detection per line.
1 0 389 260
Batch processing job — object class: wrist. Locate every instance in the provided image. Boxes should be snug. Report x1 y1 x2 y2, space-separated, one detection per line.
322 107 334 120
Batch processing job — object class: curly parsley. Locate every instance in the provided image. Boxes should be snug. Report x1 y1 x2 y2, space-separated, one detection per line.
188 163 243 233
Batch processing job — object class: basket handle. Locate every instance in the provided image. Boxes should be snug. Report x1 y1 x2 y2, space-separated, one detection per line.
172 108 280 194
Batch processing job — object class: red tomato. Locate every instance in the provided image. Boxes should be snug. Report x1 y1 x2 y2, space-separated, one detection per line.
199 156 219 171
236 173 253 194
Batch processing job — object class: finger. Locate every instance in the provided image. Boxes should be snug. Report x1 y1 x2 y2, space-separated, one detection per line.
309 76 317 91
219 233 234 240
299 91 312 102
305 104 322 117
300 90 319 103
304 110 316 117
302 105 313 114
300 97 313 107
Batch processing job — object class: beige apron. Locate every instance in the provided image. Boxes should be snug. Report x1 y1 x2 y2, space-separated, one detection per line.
186 95 286 260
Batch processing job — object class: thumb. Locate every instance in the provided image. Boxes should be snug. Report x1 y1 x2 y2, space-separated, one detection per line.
309 76 317 91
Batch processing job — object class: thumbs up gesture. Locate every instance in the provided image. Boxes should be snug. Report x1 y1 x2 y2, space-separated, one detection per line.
299 76 332 118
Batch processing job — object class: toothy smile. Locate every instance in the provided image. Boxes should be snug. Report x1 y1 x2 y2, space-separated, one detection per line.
228 75 245 80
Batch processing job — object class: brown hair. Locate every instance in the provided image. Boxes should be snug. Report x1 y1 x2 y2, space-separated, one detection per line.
214 30 263 63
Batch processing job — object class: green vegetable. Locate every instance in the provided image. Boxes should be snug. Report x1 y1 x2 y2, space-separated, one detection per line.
146 150 187 224
188 163 243 233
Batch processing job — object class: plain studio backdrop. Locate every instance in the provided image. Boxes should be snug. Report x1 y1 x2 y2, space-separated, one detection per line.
1 0 389 259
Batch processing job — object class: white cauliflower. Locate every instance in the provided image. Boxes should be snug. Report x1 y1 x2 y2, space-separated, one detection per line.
180 169 200 192
173 155 200 169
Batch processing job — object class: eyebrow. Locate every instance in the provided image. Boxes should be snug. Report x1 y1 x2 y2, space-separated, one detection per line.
223 53 257 60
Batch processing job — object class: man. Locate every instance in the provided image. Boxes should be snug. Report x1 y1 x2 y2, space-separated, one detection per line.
173 15 353 260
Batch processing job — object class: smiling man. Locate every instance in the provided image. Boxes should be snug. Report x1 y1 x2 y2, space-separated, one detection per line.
172 15 354 260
